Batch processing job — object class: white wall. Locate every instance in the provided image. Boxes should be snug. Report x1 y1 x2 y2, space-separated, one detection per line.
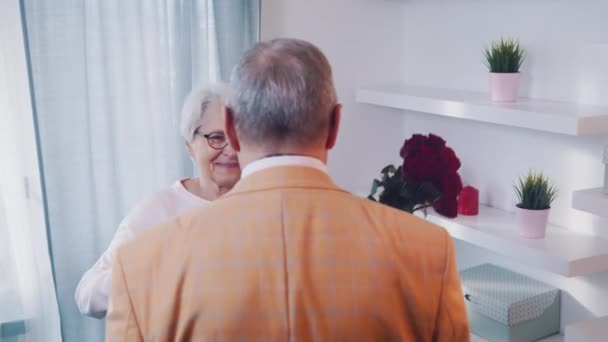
262 0 608 331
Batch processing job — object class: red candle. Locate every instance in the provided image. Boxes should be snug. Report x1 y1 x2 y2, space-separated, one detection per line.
458 186 479 216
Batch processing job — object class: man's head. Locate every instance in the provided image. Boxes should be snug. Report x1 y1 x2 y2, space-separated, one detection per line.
225 38 341 164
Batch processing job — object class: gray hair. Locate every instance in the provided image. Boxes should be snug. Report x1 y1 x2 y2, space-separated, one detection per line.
180 83 229 142
228 38 337 146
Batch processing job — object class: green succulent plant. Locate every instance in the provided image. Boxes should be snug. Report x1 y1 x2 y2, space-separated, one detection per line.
514 170 558 210
484 38 526 73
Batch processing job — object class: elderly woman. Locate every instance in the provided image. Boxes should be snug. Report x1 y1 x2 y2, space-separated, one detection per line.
75 83 240 318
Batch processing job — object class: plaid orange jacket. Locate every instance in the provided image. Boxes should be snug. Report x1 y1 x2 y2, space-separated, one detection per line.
106 166 469 341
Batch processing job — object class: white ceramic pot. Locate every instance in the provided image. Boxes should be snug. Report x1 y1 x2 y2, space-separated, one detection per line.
515 206 550 239
490 72 521 102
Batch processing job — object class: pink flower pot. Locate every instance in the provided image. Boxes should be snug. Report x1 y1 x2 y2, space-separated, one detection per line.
489 72 521 102
515 206 550 239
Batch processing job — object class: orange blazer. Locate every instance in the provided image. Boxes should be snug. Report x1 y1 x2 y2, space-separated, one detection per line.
106 166 469 341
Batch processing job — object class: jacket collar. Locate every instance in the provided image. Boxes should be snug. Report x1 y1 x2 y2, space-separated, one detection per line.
224 166 347 198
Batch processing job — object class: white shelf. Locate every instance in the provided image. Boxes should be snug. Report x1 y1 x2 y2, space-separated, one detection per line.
472 333 563 342
573 188 608 217
565 316 608 342
355 85 608 136
426 205 608 277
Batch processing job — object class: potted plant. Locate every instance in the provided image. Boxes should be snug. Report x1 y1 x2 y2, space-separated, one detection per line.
514 170 558 238
368 133 463 218
484 38 526 102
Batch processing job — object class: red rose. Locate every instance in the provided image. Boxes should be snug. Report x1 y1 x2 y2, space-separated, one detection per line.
400 134 426 158
403 143 442 182
439 147 461 173
403 156 436 182
392 133 463 218
433 196 459 218
427 133 446 151
434 172 463 198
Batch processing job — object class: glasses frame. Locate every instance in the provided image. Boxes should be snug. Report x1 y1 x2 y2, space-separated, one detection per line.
194 129 228 150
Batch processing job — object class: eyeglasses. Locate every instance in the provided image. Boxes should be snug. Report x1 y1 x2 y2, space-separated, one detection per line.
194 130 229 150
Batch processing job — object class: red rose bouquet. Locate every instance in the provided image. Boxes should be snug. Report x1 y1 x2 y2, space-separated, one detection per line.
368 133 463 218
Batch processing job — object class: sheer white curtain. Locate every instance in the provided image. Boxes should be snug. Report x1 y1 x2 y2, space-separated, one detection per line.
21 0 259 341
0 1 62 341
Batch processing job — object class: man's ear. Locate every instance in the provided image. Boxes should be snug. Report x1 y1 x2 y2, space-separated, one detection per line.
224 106 241 152
325 104 341 150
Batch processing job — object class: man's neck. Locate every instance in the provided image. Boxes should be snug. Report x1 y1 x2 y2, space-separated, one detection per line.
238 147 327 171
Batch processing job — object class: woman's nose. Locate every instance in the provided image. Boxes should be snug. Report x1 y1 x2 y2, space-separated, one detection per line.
222 144 237 157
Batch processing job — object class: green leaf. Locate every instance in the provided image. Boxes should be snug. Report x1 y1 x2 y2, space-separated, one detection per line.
414 182 441 203
398 201 416 213
370 179 381 197
399 183 412 198
381 164 396 176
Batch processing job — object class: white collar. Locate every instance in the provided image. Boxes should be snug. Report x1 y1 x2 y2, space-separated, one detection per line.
241 155 328 179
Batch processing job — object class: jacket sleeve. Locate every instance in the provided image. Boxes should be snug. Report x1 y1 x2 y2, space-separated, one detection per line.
105 247 143 342
432 232 470 342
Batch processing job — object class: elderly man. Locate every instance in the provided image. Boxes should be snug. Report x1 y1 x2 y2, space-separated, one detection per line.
106 38 469 341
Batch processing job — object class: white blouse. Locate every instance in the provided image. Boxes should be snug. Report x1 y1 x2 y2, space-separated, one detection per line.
74 179 208 318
